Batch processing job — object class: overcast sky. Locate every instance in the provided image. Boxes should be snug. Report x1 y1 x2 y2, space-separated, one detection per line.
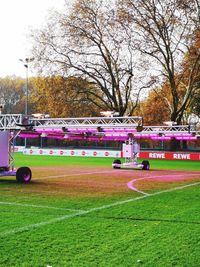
0 0 67 78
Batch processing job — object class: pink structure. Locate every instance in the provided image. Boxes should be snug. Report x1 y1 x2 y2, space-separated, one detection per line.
19 129 198 141
18 116 198 142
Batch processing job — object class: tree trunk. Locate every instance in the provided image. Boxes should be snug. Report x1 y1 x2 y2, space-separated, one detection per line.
170 138 181 151
182 140 188 151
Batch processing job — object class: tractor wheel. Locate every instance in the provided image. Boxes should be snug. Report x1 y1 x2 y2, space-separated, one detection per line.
113 159 121 169
142 160 150 170
16 167 32 183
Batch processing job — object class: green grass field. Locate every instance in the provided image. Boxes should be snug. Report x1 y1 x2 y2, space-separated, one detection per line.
15 153 200 170
0 154 200 267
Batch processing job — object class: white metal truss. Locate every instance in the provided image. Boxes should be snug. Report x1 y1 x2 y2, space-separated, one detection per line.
0 114 199 136
8 131 20 171
0 114 23 130
29 116 143 129
29 117 199 136
141 125 197 134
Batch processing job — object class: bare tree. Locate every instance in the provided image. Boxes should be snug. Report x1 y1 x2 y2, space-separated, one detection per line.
118 0 200 124
30 0 154 116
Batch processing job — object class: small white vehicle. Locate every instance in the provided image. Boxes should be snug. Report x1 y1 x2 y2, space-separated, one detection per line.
112 141 150 170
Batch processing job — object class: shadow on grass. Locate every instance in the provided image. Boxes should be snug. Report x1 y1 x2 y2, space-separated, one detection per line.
81 215 200 225
0 179 17 184
0 180 45 185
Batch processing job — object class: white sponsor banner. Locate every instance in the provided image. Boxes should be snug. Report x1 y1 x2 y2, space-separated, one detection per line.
23 148 121 158
14 146 25 152
22 148 200 160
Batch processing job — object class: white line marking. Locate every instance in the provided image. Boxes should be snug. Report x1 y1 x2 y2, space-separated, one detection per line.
0 202 85 212
127 177 150 195
127 173 200 194
1 181 200 237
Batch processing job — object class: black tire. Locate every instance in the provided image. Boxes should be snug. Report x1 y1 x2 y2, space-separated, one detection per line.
113 159 121 169
142 160 150 170
16 167 32 183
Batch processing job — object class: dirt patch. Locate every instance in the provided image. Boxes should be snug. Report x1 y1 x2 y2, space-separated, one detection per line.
2 167 200 198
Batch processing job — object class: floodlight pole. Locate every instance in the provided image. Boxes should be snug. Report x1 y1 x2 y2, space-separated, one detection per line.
19 57 34 148
19 58 34 116
25 64 28 116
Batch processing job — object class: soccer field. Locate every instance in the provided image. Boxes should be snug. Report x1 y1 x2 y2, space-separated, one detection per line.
0 154 200 267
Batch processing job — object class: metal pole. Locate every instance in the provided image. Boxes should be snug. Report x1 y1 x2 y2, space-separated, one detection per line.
24 66 28 148
19 57 34 116
25 64 28 116
19 57 34 148
24 61 28 149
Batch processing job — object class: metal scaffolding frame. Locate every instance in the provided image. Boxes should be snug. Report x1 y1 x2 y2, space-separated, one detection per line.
0 114 198 179
30 116 143 129
0 114 23 130
0 114 199 136
142 125 197 134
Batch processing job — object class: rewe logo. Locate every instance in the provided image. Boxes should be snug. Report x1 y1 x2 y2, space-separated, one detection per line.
173 153 190 160
149 153 165 159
